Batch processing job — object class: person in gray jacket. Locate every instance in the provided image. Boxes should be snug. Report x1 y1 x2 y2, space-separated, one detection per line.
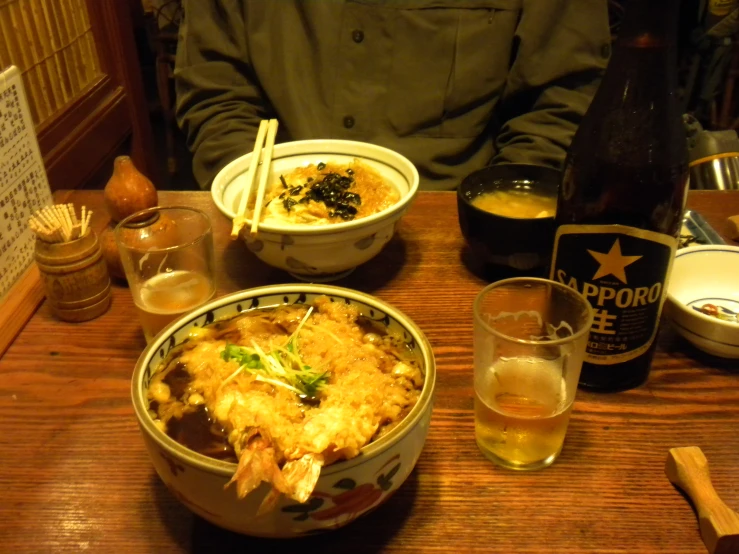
175 0 611 191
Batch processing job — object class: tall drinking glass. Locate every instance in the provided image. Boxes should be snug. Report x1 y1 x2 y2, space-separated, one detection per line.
473 277 594 470
115 206 216 343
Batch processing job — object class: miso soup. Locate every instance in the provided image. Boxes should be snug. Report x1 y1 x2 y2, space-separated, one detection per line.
472 189 556 219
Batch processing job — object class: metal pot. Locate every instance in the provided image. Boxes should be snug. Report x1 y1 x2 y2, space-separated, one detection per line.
688 129 739 190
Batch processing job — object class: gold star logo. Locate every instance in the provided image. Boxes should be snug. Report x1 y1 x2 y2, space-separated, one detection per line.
587 239 642 284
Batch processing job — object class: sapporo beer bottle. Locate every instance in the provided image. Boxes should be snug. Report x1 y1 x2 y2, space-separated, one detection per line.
549 0 689 391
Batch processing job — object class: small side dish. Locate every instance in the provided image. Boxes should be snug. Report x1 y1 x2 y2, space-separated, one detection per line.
664 245 739 359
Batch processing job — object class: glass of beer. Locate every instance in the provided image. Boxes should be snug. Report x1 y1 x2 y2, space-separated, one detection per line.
115 206 216 343
473 277 594 470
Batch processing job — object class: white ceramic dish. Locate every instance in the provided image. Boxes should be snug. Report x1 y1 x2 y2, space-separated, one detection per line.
131 284 435 537
664 245 739 358
211 140 419 281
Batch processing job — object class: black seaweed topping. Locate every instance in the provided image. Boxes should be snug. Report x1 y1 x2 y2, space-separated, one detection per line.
343 192 360 204
296 168 362 220
283 197 298 212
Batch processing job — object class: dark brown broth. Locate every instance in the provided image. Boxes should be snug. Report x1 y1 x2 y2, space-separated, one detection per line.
159 359 237 461
166 406 236 463
356 315 388 336
153 311 415 463
164 362 193 398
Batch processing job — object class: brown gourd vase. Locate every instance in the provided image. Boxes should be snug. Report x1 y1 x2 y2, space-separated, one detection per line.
104 155 158 223
100 155 159 280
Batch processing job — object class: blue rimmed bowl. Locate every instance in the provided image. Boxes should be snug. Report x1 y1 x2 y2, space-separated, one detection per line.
211 140 419 282
131 284 435 537
664 245 739 358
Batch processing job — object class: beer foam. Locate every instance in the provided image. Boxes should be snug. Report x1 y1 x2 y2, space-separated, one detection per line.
486 310 574 342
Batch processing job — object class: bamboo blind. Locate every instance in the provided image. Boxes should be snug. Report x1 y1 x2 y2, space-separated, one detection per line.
0 0 102 128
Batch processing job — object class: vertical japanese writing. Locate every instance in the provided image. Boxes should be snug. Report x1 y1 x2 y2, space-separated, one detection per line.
0 67 53 298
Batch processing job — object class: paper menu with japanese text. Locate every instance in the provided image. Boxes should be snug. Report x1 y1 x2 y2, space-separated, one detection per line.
0 65 53 300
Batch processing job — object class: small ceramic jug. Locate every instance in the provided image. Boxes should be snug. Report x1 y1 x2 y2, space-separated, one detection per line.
34 229 112 322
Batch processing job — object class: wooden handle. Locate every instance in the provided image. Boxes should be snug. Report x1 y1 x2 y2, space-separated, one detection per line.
665 447 739 554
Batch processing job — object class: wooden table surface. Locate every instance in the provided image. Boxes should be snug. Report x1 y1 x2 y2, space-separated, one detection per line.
1 190 738 554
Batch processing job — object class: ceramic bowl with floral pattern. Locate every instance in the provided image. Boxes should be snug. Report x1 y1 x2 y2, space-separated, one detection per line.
131 284 435 537
211 140 419 282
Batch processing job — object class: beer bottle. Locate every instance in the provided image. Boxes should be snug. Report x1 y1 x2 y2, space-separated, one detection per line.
549 0 689 391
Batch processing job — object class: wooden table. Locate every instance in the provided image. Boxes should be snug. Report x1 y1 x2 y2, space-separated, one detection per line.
2 190 738 553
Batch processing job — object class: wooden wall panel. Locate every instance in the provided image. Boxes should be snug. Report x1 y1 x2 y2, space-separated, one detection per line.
0 0 155 190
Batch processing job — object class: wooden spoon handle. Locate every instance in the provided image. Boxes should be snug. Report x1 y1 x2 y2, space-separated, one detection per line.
665 447 739 554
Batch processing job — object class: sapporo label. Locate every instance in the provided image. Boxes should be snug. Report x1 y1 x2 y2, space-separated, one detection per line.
549 224 677 365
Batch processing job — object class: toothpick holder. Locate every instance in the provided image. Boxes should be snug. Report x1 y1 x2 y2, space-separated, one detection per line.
34 229 112 322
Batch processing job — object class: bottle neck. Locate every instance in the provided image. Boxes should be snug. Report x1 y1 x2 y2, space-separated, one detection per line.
615 0 681 48
600 0 682 95
565 0 687 174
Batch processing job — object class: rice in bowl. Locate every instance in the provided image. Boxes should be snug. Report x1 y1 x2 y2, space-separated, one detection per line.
257 160 400 225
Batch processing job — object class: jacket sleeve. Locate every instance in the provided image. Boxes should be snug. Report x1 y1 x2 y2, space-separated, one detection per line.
174 0 271 189
492 0 611 169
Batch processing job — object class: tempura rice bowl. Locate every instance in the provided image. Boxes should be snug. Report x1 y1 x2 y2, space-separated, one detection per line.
211 140 419 281
131 284 435 537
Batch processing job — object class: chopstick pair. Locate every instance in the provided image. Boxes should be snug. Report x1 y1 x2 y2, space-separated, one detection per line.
230 118 279 239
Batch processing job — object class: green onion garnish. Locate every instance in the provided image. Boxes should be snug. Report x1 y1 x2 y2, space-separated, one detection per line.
219 307 328 399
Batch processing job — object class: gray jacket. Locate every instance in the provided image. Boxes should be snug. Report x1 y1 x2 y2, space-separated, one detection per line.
175 0 611 190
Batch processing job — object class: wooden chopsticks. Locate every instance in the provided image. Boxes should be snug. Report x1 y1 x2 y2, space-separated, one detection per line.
250 119 279 236
230 119 279 239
